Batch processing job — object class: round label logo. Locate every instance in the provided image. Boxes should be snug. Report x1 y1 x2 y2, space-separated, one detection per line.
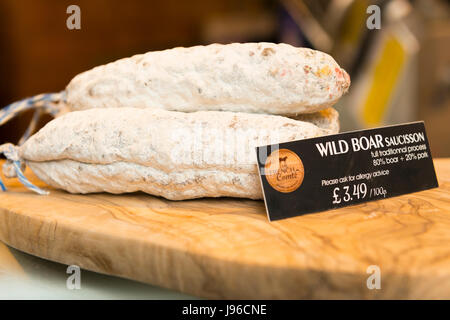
264 149 304 193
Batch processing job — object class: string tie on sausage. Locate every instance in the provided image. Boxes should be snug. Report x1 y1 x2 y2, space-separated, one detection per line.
0 143 48 195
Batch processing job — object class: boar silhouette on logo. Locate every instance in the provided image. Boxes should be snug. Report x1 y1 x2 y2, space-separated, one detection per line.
265 149 304 193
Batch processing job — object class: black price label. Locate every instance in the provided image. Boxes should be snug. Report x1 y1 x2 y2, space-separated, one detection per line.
256 122 439 221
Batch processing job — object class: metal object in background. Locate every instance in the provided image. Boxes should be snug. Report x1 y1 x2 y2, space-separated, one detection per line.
279 0 449 156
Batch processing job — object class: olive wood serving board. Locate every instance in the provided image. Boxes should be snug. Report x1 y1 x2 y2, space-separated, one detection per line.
0 159 449 299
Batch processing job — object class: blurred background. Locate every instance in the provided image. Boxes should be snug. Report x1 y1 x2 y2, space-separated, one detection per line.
0 0 449 156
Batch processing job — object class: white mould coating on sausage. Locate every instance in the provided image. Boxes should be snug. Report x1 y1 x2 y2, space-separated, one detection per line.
21 107 338 200
66 43 350 115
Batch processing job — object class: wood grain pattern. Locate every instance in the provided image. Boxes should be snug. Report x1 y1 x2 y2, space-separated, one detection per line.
0 159 449 299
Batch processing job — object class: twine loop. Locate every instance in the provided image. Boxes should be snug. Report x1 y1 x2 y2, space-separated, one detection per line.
0 92 65 195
